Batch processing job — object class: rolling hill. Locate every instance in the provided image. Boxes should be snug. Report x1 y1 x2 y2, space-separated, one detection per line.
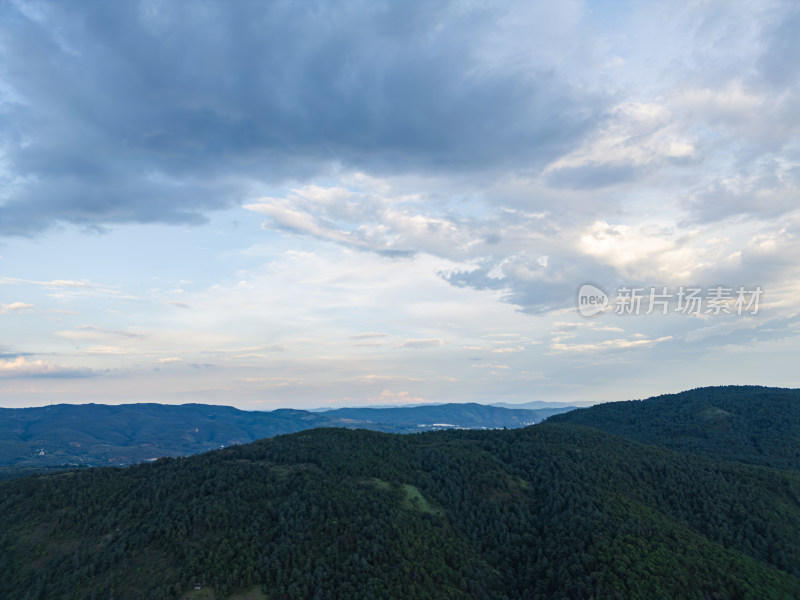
547 385 800 471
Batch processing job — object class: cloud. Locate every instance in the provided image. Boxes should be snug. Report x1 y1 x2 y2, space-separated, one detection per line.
56 325 144 341
471 363 510 370
544 102 695 190
2 0 795 318
245 179 489 259
578 221 708 281
0 302 33 313
369 390 430 405
397 338 445 349
351 332 390 347
684 160 800 224
0 346 35 359
157 357 183 364
0 0 606 236
82 346 133 355
439 250 612 315
755 6 800 88
0 276 132 297
0 277 89 288
549 335 673 355
200 345 286 359
0 356 96 378
2 0 800 407
245 178 614 314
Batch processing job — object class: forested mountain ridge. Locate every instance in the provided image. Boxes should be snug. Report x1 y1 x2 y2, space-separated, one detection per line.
0 402 570 476
547 385 800 471
2 409 800 599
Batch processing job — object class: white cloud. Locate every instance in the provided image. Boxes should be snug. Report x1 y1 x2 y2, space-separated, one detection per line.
577 220 741 282
350 332 389 340
83 346 132 355
1 302 33 313
56 325 144 341
245 181 476 259
549 335 673 354
471 363 510 370
545 102 695 175
674 79 764 125
0 356 94 378
397 338 446 349
0 277 134 298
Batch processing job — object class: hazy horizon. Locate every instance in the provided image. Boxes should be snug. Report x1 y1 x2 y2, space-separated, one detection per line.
3 396 599 411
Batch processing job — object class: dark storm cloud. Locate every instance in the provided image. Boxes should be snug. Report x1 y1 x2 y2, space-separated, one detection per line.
0 0 605 236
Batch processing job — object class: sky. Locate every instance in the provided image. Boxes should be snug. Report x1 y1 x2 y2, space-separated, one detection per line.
1 0 799 409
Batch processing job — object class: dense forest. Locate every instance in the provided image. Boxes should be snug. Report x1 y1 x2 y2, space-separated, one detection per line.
549 385 800 471
1 386 799 599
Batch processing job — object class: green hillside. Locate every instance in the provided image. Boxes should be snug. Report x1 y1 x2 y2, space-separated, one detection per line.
548 386 800 471
2 411 800 599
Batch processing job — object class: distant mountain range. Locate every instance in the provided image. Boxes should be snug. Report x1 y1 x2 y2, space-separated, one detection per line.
0 401 574 475
490 400 596 409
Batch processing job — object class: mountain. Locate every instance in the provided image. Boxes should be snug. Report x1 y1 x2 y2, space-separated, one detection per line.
319 403 571 428
491 400 593 410
2 415 799 599
547 385 800 471
0 402 572 476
